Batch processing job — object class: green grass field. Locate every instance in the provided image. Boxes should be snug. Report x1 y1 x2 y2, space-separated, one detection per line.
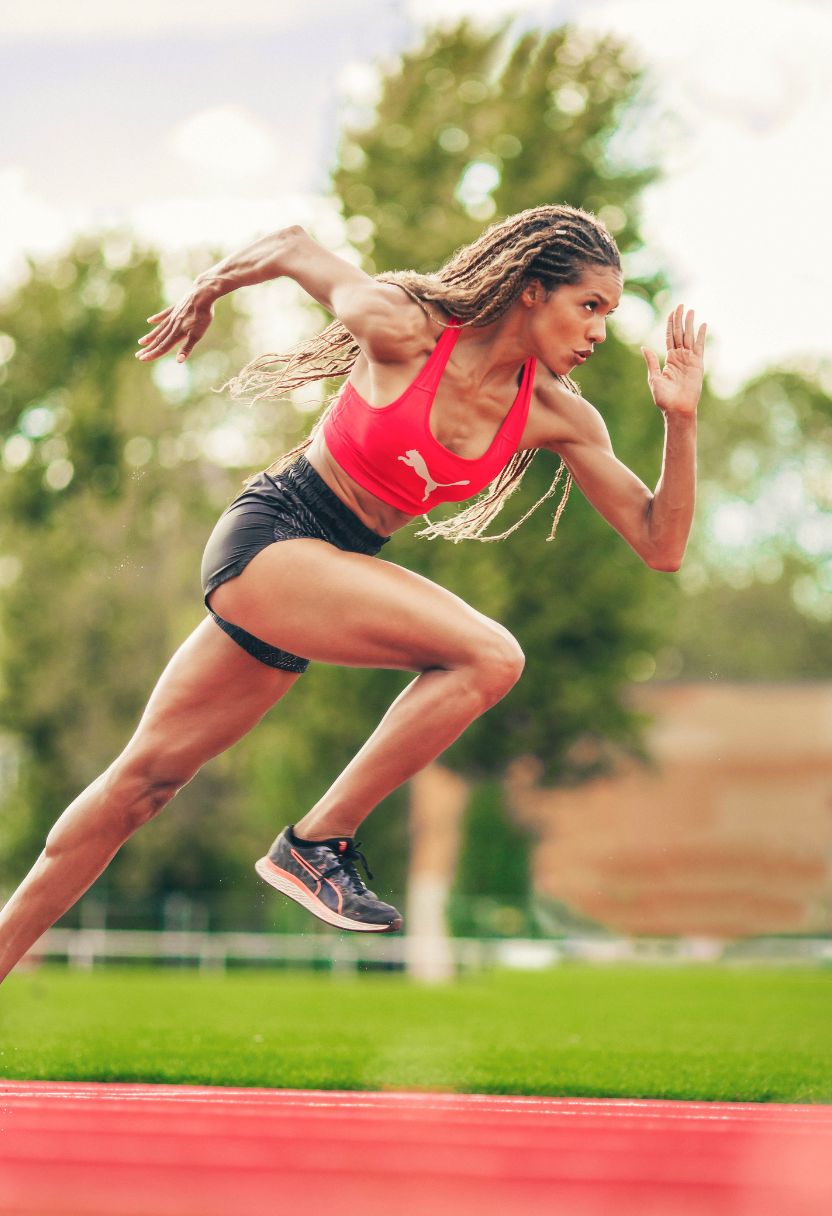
1 964 830 1102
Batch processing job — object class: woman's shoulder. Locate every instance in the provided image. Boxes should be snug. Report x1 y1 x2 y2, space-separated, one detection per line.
349 281 443 365
525 370 602 452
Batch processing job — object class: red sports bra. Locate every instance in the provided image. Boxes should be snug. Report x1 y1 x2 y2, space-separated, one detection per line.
323 319 537 514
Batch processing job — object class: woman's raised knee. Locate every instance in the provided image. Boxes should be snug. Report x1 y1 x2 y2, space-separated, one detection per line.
468 628 525 706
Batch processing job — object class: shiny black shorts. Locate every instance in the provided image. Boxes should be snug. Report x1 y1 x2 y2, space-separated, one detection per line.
201 455 390 672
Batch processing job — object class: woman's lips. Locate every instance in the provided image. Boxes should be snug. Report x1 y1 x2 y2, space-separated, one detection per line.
572 350 590 364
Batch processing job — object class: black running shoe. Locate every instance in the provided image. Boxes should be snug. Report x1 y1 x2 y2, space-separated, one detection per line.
255 827 403 933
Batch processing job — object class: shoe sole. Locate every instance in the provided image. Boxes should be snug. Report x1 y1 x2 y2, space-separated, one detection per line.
255 856 402 933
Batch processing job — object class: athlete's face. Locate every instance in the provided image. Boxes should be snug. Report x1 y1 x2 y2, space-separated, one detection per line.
526 264 623 375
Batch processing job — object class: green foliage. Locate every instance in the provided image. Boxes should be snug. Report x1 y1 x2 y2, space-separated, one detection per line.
335 22 660 300
672 554 832 679
673 364 832 677
449 780 535 937
0 238 254 897
701 365 832 493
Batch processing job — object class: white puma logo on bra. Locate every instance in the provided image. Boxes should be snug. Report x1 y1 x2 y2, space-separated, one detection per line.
398 449 471 502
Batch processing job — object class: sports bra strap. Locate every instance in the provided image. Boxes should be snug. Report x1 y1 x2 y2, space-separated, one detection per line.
414 318 463 394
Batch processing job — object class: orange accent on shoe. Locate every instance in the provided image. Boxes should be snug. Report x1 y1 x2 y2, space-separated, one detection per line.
289 848 322 894
290 846 343 915
290 848 319 877
260 858 322 902
290 846 321 875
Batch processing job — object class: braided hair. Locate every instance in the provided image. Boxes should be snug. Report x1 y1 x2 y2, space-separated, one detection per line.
228 204 621 542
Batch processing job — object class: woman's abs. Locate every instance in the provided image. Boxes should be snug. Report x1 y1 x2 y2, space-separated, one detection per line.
305 433 415 536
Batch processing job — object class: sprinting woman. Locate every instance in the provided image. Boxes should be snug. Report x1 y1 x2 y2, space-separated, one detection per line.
0 205 705 976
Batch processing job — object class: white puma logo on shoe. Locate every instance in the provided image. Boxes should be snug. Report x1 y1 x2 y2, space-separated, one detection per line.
397 449 471 502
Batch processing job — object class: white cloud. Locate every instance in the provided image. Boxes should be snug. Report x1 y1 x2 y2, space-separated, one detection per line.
0 169 79 289
170 106 277 183
586 0 829 135
336 62 385 107
0 171 347 305
0 0 336 42
403 0 559 25
2 0 830 392
404 0 832 386
130 192 344 255
590 0 832 389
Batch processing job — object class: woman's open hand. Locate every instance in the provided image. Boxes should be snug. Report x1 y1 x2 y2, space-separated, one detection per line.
135 282 217 364
641 305 706 417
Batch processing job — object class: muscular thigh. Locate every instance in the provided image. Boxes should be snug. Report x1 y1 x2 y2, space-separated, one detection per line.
207 539 501 671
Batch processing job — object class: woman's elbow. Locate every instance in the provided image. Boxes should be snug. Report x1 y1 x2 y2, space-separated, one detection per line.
276 223 307 242
273 224 307 255
644 549 683 573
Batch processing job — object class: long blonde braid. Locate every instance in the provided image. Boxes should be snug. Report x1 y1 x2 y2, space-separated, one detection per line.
227 204 620 542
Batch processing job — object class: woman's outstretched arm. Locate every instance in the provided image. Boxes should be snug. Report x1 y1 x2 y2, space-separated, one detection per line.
543 305 706 571
135 226 425 365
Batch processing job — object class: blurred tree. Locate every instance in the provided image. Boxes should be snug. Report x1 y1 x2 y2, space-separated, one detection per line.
672 553 832 680
0 237 286 924
336 22 659 299
448 779 535 938
671 363 832 679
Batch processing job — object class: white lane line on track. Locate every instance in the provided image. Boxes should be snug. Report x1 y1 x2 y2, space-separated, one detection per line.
1 1086 826 1113
0 1086 819 1109
2 1091 830 1125
2 1086 827 1115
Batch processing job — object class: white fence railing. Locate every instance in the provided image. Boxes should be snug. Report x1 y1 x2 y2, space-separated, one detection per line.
25 928 832 973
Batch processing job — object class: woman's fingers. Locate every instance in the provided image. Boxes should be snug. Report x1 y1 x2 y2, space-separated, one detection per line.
137 314 177 352
641 346 661 380
138 325 183 361
137 315 207 362
684 308 695 349
137 294 213 362
666 304 685 350
137 325 168 345
136 322 176 360
694 321 707 356
665 305 704 354
138 305 199 360
137 318 169 345
137 308 174 344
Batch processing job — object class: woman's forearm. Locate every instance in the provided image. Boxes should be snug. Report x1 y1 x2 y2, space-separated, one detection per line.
194 226 305 301
646 411 697 571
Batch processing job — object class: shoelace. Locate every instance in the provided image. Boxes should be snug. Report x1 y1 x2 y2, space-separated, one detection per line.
322 841 374 895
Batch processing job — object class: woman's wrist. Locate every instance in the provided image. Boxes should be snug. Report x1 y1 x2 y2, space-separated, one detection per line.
193 270 234 303
193 229 299 302
663 406 698 428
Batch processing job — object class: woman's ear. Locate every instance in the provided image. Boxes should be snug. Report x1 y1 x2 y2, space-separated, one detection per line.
521 278 548 307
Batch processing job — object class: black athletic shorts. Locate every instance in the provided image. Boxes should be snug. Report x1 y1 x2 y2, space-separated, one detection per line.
201 454 390 672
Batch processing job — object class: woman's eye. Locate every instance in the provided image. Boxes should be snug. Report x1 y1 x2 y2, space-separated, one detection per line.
583 301 597 311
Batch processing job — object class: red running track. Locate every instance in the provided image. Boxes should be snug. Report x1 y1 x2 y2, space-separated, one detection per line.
1 1081 830 1216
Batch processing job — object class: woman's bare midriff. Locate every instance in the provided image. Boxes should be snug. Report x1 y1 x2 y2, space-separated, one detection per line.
306 432 416 537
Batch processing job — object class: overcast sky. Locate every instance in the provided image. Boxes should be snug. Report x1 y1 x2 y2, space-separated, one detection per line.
1 0 830 393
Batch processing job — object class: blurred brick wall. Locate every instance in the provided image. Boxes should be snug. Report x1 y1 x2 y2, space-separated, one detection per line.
506 683 832 937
